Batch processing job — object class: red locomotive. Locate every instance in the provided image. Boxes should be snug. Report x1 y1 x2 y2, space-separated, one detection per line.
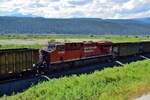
39 41 112 72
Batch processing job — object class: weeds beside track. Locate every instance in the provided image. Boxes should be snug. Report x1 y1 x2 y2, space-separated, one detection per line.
1 60 150 100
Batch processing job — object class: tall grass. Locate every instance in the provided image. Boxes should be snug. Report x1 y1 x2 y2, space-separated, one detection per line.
2 60 150 100
0 34 150 49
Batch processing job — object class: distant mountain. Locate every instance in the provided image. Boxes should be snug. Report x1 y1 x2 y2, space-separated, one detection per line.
133 17 150 24
0 16 150 35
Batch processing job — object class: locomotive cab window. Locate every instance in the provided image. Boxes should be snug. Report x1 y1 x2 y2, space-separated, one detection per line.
48 45 56 51
57 45 65 51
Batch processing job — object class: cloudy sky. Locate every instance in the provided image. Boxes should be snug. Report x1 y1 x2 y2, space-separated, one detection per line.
0 0 150 19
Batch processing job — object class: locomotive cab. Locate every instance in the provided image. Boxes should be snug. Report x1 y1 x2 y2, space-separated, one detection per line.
46 42 57 51
38 50 50 74
38 42 57 73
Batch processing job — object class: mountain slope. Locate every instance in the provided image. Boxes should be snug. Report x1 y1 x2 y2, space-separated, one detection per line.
0 16 150 35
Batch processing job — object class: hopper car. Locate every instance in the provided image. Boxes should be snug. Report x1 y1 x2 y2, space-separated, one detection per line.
0 48 39 80
112 42 140 57
0 41 150 81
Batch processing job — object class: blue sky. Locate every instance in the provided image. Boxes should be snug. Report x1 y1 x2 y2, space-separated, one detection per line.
0 0 150 19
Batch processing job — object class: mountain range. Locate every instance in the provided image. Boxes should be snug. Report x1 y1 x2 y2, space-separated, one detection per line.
0 16 150 35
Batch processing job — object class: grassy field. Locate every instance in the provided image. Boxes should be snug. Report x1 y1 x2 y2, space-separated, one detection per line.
1 60 150 100
0 34 150 49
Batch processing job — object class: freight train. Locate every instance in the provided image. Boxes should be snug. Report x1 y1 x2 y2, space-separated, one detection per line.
0 41 150 81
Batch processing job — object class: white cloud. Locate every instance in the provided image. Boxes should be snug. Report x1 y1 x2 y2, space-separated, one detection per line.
0 0 150 19
122 10 150 19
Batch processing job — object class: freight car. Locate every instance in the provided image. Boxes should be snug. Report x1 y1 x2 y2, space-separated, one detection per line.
0 48 39 80
139 41 150 54
112 42 140 57
112 41 150 58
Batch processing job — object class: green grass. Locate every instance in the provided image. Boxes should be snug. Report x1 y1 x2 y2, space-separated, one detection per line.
0 34 149 41
2 60 150 100
0 34 150 49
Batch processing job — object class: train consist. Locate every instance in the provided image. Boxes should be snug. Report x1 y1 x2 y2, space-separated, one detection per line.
0 41 150 81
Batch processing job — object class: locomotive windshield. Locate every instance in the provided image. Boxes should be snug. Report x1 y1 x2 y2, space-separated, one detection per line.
46 42 56 51
46 42 65 52
56 45 65 51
